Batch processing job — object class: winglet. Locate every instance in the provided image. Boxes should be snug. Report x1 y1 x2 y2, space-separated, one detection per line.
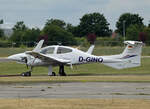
86 45 95 54
33 40 44 52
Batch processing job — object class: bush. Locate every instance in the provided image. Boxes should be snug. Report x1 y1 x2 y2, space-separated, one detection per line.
0 39 11 47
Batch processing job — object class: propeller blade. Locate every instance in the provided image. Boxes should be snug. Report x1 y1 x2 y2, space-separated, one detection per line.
21 57 29 69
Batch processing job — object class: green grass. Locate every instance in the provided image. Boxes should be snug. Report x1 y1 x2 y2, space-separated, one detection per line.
0 46 150 76
1 75 150 84
0 46 150 57
85 46 150 56
0 48 32 57
0 57 149 76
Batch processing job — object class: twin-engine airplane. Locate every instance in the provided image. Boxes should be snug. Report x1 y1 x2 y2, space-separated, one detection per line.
5 40 143 76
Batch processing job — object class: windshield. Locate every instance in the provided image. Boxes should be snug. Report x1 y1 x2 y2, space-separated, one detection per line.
57 47 72 54
40 47 55 54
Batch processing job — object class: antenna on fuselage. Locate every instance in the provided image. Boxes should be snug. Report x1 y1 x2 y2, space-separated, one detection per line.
58 42 62 46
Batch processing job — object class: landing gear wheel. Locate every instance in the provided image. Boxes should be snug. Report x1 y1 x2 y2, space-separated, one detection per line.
21 71 31 77
48 72 56 76
59 65 67 76
52 72 56 76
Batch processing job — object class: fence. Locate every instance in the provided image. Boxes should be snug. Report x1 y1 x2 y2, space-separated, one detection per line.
0 41 149 48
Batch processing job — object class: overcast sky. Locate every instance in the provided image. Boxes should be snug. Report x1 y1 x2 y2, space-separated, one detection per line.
0 0 150 30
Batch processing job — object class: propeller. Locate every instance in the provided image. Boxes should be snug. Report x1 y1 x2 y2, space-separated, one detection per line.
21 57 29 69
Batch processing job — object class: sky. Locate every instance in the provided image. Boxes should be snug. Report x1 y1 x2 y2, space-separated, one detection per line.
0 0 150 30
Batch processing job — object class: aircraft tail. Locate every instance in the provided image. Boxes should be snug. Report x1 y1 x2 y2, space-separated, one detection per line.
33 40 44 52
86 45 95 54
103 41 143 69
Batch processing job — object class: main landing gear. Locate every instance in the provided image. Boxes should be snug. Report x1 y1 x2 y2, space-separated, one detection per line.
59 65 66 76
21 65 67 77
48 65 67 76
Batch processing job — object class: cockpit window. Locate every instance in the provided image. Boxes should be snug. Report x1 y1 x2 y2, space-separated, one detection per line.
40 47 55 54
57 47 72 54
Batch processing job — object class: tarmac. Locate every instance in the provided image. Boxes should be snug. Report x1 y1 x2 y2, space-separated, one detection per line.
0 82 150 99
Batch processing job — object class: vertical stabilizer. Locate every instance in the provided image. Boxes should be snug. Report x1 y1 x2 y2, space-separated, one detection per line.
103 41 143 69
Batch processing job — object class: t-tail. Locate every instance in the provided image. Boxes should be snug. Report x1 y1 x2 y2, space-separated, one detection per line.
103 41 143 69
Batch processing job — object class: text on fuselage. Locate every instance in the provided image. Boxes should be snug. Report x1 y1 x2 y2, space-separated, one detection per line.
79 56 103 63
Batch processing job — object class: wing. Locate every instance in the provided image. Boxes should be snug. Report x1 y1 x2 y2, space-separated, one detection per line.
26 51 70 64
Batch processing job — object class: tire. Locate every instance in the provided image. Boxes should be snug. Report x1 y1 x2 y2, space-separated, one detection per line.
52 72 56 76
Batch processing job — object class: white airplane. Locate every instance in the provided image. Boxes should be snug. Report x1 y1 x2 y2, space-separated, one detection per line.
5 40 143 76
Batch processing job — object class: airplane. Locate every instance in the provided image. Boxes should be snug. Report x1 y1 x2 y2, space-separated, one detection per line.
4 40 143 76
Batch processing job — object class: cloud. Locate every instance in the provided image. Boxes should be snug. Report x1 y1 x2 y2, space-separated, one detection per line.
0 0 150 30
104 0 150 29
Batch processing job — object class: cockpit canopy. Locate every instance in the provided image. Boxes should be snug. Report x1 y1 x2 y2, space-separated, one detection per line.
57 47 72 54
40 47 55 54
40 46 73 54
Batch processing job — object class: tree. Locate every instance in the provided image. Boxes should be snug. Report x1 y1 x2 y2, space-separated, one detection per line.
10 21 40 46
0 19 4 38
66 24 81 37
10 21 28 44
41 24 77 45
116 13 144 36
126 24 144 41
139 32 147 43
87 33 96 44
143 27 150 43
13 21 27 31
23 28 41 46
148 21 150 28
0 19 3 24
78 12 112 37
0 29 3 38
45 19 66 29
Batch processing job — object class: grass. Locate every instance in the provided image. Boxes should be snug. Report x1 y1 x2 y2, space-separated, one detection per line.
0 46 150 57
0 46 150 82
0 99 150 109
0 57 150 76
0 48 32 57
1 75 150 84
0 47 150 109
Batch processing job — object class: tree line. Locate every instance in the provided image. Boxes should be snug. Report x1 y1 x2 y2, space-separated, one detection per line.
0 12 150 47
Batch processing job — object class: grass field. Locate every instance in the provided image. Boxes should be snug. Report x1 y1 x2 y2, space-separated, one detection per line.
0 47 150 109
1 76 150 84
0 46 150 57
0 57 150 76
0 46 150 76
0 99 149 109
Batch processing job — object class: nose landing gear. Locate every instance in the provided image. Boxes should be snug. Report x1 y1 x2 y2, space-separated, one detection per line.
21 71 31 76
21 67 33 77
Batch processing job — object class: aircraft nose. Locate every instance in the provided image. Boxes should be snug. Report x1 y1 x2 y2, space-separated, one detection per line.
7 54 22 61
8 54 18 61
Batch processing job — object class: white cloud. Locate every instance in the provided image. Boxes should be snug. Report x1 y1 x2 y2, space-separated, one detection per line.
104 0 150 29
0 0 150 30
